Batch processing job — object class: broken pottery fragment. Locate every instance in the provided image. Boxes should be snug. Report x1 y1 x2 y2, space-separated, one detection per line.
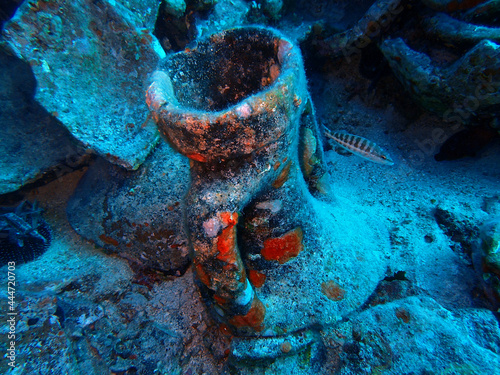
461 0 500 23
423 12 500 45
67 143 191 275
313 0 405 60
147 26 389 359
2 0 164 170
421 0 493 13
380 37 500 119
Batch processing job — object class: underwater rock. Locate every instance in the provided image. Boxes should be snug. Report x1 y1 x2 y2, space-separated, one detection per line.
434 206 479 260
475 215 500 308
260 0 284 19
0 46 88 195
327 296 500 374
154 0 218 52
361 271 419 308
109 0 163 31
195 0 250 43
147 25 389 345
2 0 164 170
163 0 187 18
0 267 198 374
380 37 500 119
461 0 500 24
67 142 191 275
0 200 52 266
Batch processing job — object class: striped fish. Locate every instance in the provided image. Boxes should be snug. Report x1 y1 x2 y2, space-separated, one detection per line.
325 130 394 165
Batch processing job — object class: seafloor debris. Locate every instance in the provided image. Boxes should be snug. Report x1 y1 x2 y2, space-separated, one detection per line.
163 0 188 18
308 0 500 159
459 0 500 24
377 0 500 130
0 200 51 266
372 0 500 160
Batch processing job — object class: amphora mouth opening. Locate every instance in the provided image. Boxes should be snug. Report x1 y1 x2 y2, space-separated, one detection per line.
161 28 285 112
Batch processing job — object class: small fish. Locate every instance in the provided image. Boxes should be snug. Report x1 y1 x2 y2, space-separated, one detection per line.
325 130 394 165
